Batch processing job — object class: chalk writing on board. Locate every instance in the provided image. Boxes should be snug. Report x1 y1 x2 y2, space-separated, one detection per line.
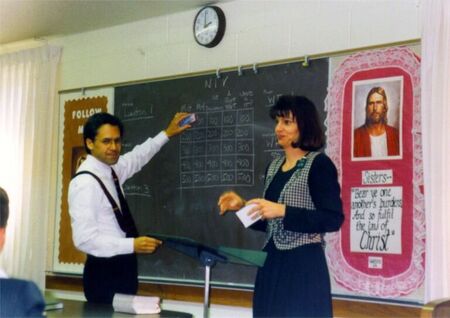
120 142 134 153
123 183 152 198
262 133 283 161
350 186 402 255
179 102 255 189
205 76 229 89
121 102 154 121
263 90 283 108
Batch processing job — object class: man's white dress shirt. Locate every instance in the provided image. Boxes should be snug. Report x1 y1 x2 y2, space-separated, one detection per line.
68 131 168 257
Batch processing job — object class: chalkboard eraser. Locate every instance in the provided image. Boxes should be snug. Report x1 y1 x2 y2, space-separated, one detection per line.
179 113 196 127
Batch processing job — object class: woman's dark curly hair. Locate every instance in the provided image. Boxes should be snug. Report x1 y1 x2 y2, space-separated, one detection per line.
269 95 324 151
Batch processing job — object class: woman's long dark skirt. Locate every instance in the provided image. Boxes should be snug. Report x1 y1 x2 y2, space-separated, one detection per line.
253 241 332 318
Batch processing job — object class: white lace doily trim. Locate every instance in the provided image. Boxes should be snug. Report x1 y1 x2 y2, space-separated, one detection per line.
324 46 424 297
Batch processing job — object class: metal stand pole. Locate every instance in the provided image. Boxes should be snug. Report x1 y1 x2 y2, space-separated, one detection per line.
203 264 211 318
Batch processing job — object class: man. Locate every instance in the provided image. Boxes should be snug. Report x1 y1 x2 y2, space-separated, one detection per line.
68 112 190 304
353 86 400 158
0 187 46 317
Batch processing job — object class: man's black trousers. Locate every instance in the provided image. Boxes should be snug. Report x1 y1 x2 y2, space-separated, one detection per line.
83 253 138 304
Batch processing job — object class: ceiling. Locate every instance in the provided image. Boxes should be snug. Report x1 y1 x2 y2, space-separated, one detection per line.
0 0 225 45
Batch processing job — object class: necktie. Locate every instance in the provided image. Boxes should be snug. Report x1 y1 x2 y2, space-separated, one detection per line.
111 168 139 238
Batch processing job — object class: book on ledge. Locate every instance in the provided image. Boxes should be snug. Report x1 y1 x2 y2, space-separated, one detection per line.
113 293 161 314
44 292 64 311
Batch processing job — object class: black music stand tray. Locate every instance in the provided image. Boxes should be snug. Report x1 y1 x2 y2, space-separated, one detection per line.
147 233 266 318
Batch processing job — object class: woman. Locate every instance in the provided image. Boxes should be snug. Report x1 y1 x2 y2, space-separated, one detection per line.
218 95 344 317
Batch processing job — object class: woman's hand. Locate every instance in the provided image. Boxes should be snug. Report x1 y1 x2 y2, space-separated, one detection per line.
217 191 245 215
164 112 191 137
246 198 286 220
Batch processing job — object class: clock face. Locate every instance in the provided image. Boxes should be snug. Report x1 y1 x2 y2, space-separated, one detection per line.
193 6 225 48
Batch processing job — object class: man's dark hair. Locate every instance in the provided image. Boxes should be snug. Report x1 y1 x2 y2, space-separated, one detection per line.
0 187 9 228
83 112 124 154
270 95 324 151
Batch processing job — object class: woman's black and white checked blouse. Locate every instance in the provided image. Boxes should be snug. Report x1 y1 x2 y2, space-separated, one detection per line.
263 152 323 250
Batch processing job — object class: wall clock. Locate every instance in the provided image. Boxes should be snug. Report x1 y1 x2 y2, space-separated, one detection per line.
193 6 226 48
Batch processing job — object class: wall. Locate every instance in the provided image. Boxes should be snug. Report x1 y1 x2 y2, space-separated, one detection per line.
49 0 421 91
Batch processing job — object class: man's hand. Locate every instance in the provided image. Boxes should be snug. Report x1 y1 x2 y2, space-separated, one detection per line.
134 236 162 254
164 112 192 138
217 191 245 215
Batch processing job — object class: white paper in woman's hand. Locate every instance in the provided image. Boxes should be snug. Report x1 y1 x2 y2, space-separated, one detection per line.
236 204 260 228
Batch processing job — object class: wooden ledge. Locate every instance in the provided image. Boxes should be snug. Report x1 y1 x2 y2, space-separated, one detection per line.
46 275 422 317
46 275 253 307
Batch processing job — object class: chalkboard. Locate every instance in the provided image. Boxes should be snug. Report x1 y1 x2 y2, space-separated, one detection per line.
114 58 329 287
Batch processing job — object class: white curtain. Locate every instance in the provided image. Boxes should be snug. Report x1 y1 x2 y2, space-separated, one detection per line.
422 0 450 303
0 45 61 289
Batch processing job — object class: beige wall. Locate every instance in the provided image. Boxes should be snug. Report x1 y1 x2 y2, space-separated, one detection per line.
50 0 421 91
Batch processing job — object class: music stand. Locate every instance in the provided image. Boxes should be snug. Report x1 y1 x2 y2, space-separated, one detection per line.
148 233 266 318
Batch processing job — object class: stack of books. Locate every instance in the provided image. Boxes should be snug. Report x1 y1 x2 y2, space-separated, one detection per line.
44 292 64 311
112 293 161 314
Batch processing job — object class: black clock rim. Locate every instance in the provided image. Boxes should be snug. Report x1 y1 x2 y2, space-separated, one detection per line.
193 5 226 48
